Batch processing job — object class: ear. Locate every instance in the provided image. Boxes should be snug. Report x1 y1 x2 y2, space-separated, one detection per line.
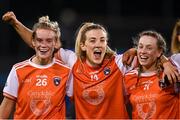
54 38 61 49
80 43 86 51
32 39 35 47
157 49 163 58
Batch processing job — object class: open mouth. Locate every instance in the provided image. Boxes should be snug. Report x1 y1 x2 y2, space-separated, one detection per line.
94 50 102 59
139 55 149 62
39 49 48 54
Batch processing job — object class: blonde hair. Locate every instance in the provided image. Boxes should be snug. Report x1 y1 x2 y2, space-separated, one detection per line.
75 22 116 59
171 19 180 54
32 16 61 46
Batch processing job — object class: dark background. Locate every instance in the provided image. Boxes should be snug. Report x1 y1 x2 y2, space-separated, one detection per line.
0 0 180 102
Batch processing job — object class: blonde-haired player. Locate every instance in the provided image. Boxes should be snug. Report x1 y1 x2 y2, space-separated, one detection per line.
0 15 73 119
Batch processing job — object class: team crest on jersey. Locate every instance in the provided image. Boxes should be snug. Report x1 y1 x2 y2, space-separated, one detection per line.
104 67 111 75
53 77 61 86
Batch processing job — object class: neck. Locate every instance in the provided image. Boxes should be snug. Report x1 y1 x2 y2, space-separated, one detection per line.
85 59 102 69
32 56 53 65
141 62 158 73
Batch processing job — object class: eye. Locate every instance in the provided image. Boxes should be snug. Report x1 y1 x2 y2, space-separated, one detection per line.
36 38 43 42
138 45 143 49
147 47 152 50
46 38 53 43
89 39 95 43
100 39 106 43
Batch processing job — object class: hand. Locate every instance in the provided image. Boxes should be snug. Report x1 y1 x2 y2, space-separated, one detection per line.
122 48 137 66
2 11 18 25
163 61 180 84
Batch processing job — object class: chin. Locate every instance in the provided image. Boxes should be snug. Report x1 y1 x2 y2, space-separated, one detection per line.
40 56 50 60
94 60 103 65
39 56 47 59
139 62 147 66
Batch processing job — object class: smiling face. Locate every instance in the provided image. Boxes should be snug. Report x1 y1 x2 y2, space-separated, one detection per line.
80 29 107 67
137 35 162 71
32 28 57 64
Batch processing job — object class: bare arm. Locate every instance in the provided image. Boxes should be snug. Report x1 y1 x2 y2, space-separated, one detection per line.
2 11 61 49
122 48 137 66
160 55 180 83
0 97 15 118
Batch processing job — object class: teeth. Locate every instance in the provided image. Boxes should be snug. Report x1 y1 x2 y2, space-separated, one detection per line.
94 51 101 55
94 48 99 51
40 49 48 52
94 48 101 52
140 56 148 59
95 50 100 52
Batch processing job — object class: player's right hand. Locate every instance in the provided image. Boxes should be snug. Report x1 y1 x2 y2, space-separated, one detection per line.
2 11 17 25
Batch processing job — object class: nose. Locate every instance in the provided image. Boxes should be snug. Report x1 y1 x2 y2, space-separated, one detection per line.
139 47 147 53
94 40 102 47
41 41 46 46
41 40 47 45
40 40 48 47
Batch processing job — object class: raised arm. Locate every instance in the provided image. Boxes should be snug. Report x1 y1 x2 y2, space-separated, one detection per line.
2 11 61 50
2 11 33 48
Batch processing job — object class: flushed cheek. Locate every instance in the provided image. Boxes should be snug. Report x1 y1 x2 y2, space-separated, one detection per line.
86 52 93 60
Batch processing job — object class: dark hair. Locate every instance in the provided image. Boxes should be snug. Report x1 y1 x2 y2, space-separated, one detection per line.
133 30 167 54
133 30 166 86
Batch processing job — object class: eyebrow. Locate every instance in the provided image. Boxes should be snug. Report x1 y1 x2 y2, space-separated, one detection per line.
139 43 153 47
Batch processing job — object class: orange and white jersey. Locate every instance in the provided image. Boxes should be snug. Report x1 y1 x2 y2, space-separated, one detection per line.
3 57 73 119
55 48 77 68
124 69 179 119
72 56 133 119
57 48 134 74
56 48 135 118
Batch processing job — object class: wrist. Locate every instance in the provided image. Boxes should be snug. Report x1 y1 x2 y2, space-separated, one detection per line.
131 48 137 56
160 55 170 67
10 18 19 27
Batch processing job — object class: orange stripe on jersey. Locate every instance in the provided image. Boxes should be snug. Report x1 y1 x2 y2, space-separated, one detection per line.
13 60 29 70
14 60 29 67
55 59 70 69
12 58 70 119
55 58 63 64
125 69 138 75
3 92 17 101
